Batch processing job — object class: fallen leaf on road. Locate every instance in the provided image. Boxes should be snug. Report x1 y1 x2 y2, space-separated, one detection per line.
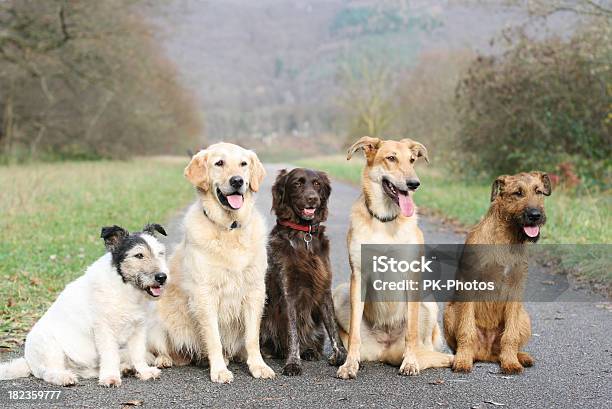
428 379 445 385
121 400 143 408
484 400 506 406
541 280 555 285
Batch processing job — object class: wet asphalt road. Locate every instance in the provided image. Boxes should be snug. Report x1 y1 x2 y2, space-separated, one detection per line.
1 164 610 408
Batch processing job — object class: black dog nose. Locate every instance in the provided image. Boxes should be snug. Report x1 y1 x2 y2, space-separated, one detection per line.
306 194 319 205
406 179 420 190
154 273 167 284
229 176 244 189
526 208 542 222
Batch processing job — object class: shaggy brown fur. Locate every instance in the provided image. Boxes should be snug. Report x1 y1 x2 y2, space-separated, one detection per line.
444 171 551 374
260 168 347 376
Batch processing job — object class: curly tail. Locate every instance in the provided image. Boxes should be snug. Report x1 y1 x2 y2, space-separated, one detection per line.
0 358 31 380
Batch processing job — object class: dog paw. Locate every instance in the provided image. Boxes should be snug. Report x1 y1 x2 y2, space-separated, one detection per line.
399 356 420 376
336 359 358 380
301 349 320 361
154 355 173 369
99 374 122 387
210 368 234 384
501 360 524 374
517 352 534 367
46 370 78 386
250 363 275 379
327 347 347 367
282 362 302 376
452 356 473 373
137 366 161 381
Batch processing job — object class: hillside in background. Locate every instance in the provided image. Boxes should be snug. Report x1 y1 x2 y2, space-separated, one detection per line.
154 0 528 145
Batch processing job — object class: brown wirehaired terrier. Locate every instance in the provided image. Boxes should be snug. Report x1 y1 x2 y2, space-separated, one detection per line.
443 171 551 374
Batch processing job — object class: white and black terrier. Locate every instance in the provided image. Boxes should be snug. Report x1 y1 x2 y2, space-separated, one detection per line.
0 224 169 387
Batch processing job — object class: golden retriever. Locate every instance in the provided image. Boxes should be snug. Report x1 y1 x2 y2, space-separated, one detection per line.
147 142 275 384
334 136 453 379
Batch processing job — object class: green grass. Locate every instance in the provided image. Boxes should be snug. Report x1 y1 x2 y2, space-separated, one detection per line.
0 157 194 349
295 156 612 283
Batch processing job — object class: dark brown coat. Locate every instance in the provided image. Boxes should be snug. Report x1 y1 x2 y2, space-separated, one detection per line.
260 168 346 376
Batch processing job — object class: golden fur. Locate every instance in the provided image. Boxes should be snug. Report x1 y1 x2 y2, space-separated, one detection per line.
147 142 275 384
334 136 453 380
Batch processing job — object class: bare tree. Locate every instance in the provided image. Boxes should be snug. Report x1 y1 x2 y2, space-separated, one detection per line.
0 0 202 161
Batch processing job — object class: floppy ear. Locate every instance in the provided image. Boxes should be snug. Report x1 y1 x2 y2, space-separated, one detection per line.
347 136 381 161
100 225 129 252
532 171 552 196
271 169 292 219
184 150 209 190
317 171 332 203
490 175 508 202
401 138 429 163
317 171 332 222
143 223 167 237
248 151 266 192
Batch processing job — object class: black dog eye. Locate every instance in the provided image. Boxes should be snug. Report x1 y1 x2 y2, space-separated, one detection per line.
215 160 224 167
313 181 320 188
387 156 397 162
410 157 416 163
134 253 144 259
513 190 524 197
241 161 247 167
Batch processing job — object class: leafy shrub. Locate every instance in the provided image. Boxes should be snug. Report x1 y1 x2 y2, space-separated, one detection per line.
454 23 611 188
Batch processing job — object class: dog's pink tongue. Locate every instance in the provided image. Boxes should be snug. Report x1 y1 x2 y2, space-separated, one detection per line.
523 225 540 237
150 287 163 297
226 194 243 209
303 208 316 216
398 193 414 217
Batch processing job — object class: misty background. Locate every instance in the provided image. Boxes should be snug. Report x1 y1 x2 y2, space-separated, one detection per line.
0 0 609 186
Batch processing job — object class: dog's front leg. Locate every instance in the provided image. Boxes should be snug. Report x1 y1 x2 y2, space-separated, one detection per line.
95 325 122 387
321 289 347 366
499 301 524 374
128 324 161 381
281 278 303 376
337 270 364 379
399 300 421 376
451 302 477 372
243 287 275 379
193 295 233 384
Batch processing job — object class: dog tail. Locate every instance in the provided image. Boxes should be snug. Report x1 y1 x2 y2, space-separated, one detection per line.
0 358 31 380
432 322 443 351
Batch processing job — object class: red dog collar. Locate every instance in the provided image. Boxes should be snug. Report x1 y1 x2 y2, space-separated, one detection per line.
277 219 319 233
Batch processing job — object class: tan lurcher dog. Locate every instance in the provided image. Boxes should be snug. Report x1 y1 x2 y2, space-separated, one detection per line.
147 142 275 384
334 136 453 379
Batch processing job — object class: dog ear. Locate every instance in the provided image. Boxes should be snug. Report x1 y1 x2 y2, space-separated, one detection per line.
317 171 332 222
531 171 552 196
347 136 381 161
401 138 429 163
317 171 332 203
143 223 167 237
184 150 209 190
249 151 266 192
490 175 508 202
271 169 292 219
100 225 129 252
